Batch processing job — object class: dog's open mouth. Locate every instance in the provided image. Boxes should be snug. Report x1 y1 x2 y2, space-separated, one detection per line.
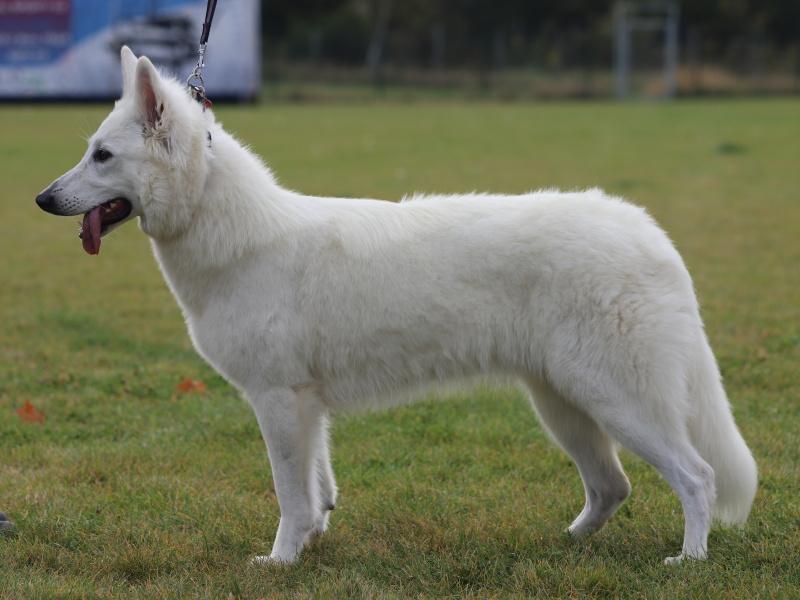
79 198 132 255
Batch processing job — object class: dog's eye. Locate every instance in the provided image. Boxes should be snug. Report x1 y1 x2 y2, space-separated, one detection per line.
93 148 113 163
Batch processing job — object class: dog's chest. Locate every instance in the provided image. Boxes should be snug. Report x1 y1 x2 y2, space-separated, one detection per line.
155 244 311 391
184 289 305 391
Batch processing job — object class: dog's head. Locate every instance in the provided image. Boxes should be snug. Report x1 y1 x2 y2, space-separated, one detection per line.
35 46 213 253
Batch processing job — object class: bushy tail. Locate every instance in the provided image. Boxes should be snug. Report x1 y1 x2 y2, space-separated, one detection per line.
688 338 757 525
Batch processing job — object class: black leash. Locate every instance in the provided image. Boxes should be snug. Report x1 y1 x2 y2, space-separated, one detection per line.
199 0 218 46
187 0 219 109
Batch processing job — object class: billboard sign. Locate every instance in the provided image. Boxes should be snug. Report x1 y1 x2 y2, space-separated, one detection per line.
0 0 259 100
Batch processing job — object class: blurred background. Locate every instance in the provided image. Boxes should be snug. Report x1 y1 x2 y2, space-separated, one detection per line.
261 0 800 100
1 0 799 102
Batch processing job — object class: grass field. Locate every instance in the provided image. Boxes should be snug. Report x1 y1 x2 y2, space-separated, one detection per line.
1 98 799 599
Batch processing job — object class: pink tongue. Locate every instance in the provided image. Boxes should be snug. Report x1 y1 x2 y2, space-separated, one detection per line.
81 206 103 255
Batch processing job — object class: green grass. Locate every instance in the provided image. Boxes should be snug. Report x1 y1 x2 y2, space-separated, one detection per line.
1 98 799 599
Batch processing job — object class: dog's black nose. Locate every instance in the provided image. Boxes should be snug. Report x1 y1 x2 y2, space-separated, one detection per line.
35 188 58 213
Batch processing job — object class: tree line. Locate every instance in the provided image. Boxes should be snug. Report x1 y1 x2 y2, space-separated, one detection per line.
261 0 800 72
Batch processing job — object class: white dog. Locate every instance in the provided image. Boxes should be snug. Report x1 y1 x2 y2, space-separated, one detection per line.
36 47 757 565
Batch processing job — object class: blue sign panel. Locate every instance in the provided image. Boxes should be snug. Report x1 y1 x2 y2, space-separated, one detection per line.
0 0 259 99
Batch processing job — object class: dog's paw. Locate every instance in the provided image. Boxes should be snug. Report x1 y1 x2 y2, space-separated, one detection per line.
250 554 294 567
664 551 706 566
566 522 595 538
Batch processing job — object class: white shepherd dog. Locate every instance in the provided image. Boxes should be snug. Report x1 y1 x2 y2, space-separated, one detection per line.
37 48 757 565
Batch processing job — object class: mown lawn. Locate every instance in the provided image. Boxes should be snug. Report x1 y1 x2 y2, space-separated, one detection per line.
1 99 798 598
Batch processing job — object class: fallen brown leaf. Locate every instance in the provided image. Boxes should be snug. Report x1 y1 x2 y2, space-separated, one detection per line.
17 401 45 424
176 378 207 394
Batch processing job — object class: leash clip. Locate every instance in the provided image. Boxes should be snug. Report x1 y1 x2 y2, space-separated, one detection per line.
187 43 212 109
187 0 217 110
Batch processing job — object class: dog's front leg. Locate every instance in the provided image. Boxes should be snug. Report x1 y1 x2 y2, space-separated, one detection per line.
249 387 322 564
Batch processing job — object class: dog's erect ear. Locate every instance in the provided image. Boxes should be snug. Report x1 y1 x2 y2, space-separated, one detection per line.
135 56 164 131
120 46 137 97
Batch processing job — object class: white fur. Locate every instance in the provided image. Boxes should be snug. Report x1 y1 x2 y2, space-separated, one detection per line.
40 48 757 565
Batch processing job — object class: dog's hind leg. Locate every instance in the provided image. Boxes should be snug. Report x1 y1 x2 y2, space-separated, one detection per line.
599 410 715 564
248 387 328 564
561 374 715 564
526 378 631 537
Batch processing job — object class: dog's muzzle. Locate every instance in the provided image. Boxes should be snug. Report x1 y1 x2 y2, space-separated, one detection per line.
35 183 60 215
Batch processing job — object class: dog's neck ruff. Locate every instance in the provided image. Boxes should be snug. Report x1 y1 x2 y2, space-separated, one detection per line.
150 125 302 289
